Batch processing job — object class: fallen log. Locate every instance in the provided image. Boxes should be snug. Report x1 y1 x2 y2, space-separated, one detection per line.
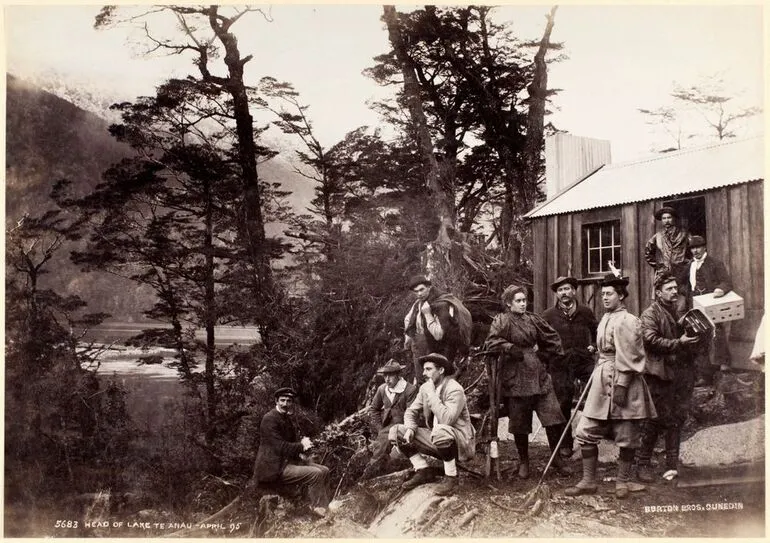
458 508 478 528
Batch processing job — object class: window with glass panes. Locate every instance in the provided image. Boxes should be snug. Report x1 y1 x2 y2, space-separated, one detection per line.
582 220 621 275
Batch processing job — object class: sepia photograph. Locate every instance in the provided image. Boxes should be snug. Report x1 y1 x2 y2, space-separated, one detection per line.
4 3 765 538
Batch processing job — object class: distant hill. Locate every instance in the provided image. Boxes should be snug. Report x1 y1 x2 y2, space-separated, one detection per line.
5 73 314 321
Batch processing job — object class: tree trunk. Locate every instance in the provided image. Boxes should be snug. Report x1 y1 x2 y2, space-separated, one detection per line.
206 7 274 322
522 6 558 209
383 5 464 293
204 180 217 444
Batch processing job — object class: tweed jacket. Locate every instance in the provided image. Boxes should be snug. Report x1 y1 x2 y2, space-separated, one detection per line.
369 379 418 429
253 408 304 483
484 311 564 397
640 301 696 380
688 255 732 296
582 307 657 421
403 378 476 461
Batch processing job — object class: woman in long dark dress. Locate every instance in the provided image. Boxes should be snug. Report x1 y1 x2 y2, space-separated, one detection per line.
484 285 569 478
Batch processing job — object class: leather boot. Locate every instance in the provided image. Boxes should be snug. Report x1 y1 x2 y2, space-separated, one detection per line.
616 448 635 499
514 433 530 479
565 445 598 496
635 462 656 483
435 476 458 496
665 428 681 471
550 451 572 476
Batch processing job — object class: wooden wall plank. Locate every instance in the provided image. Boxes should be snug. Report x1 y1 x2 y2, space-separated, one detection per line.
621 204 640 316
706 187 730 266
531 218 548 314
728 185 750 301
544 215 559 311
746 181 764 310
636 200 658 310
557 213 570 279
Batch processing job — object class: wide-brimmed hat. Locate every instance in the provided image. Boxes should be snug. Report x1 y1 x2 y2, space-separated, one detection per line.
550 275 578 292
654 206 678 220
408 274 431 290
599 273 630 289
377 359 406 374
418 353 455 375
689 235 706 248
274 387 297 400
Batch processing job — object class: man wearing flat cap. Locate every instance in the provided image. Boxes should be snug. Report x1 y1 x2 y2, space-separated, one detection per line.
253 387 331 516
637 272 700 482
645 206 690 313
361 360 418 480
687 235 734 380
403 275 456 382
388 353 476 496
565 274 656 500
542 276 599 459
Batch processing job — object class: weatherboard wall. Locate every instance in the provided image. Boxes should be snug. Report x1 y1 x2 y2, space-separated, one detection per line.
530 180 764 342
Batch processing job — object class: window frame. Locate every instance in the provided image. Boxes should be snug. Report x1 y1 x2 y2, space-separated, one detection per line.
582 219 622 276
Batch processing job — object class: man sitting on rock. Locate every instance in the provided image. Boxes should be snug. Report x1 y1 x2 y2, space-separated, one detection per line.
389 353 476 496
252 387 331 517
361 359 418 480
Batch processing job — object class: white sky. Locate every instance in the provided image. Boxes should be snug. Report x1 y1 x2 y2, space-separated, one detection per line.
3 4 765 162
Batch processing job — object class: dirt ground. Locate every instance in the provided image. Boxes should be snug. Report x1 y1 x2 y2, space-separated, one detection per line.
269 440 764 539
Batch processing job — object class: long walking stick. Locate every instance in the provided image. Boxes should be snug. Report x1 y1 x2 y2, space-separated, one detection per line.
521 373 595 515
484 354 502 479
537 372 594 485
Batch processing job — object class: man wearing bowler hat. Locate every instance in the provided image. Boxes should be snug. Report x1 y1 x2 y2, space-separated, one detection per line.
645 206 690 313
542 275 598 459
389 353 475 496
361 360 418 480
687 235 734 380
252 387 331 516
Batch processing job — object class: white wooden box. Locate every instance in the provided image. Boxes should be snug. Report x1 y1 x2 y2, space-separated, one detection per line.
692 291 744 323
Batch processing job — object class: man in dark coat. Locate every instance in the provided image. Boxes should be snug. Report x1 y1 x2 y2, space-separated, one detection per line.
637 273 700 482
404 275 456 382
361 360 418 480
645 206 690 314
252 387 330 515
542 276 598 459
687 235 734 379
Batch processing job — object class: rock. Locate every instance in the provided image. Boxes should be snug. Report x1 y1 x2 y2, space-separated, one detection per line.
368 484 450 537
680 415 764 468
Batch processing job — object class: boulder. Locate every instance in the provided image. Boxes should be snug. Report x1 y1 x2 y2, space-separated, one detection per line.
680 415 764 468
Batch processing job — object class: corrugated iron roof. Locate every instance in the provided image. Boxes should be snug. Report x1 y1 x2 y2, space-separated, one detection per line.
525 135 764 218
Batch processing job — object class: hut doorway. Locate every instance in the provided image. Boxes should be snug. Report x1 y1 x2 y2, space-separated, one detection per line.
664 196 706 239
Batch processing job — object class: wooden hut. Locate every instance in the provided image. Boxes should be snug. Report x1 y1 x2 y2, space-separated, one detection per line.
525 135 764 342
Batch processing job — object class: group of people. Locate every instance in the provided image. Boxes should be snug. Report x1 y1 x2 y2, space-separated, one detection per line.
248 206 735 512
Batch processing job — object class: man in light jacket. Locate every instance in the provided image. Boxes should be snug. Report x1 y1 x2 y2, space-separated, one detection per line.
565 275 656 500
389 353 476 496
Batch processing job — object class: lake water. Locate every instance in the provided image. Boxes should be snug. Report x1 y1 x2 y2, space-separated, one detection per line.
83 321 261 346
84 321 259 381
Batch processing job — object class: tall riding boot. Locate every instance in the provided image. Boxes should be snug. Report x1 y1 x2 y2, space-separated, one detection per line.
545 425 572 476
616 447 636 499
565 445 598 496
514 433 530 479
664 427 682 474
635 420 660 483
